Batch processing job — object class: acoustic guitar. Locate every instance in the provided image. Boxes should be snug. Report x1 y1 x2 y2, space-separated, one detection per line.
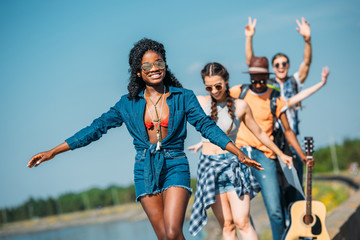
284 137 330 240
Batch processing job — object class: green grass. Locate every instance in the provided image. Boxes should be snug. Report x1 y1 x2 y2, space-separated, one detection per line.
312 181 350 212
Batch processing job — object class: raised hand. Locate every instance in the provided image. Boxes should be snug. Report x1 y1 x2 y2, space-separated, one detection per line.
321 66 330 85
296 17 311 40
27 151 54 168
245 16 257 37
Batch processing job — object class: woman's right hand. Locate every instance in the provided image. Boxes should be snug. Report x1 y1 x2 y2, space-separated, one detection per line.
27 151 54 168
27 142 70 168
321 66 329 86
187 142 203 153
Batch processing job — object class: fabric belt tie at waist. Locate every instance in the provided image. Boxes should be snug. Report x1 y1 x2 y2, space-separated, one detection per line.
144 144 165 193
229 161 241 186
212 158 241 187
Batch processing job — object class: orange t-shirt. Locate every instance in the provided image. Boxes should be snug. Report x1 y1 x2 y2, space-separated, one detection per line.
230 85 288 159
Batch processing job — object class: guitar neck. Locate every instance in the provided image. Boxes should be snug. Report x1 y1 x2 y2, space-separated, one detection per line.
304 137 314 217
305 159 312 216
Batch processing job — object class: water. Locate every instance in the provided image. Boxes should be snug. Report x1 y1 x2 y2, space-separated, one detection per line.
1 220 205 240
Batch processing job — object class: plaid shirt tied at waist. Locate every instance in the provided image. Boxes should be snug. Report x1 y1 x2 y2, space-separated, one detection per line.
189 152 261 236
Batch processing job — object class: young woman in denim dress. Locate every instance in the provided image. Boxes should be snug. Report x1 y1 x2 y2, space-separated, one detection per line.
27 39 263 239
188 62 293 240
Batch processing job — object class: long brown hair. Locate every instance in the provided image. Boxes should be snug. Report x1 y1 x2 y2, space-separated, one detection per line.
201 62 235 135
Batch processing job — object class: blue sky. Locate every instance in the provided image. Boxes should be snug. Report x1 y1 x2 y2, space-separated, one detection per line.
0 0 359 208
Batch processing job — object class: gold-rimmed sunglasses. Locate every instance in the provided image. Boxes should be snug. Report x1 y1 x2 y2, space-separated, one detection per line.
141 60 166 72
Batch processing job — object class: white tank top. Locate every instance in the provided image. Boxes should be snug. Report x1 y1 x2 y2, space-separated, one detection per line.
201 100 241 143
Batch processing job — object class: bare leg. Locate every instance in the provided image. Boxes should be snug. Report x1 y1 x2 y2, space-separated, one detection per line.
211 192 238 240
140 194 166 240
227 192 258 240
163 187 190 240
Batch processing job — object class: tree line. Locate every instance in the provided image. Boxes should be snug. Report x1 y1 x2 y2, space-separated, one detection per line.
0 184 136 225
1 138 359 225
0 179 197 225
312 138 360 173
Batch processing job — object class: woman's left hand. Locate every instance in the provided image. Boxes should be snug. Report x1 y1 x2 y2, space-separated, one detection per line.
238 154 264 171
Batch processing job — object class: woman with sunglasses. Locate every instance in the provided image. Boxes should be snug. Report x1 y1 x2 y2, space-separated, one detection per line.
188 62 292 239
27 39 262 240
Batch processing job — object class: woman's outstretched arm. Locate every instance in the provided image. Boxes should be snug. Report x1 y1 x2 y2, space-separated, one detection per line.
27 100 124 168
27 142 70 168
287 66 329 108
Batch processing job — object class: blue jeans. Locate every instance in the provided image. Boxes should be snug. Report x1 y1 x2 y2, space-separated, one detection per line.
280 146 305 225
241 146 285 240
290 146 304 189
214 166 236 195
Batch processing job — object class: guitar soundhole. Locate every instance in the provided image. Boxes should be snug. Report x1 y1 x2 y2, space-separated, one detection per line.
303 214 313 225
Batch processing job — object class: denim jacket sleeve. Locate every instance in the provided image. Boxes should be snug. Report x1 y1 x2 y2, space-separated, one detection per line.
184 89 231 150
65 101 123 150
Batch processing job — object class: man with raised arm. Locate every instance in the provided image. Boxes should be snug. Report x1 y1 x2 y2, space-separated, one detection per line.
244 16 313 227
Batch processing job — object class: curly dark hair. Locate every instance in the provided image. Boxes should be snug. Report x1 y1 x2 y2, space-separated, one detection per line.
201 62 235 135
127 38 182 99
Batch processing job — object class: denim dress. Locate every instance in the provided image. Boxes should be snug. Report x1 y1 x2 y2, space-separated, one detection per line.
65 87 231 201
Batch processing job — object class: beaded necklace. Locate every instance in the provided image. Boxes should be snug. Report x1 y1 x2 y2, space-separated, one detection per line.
145 88 166 150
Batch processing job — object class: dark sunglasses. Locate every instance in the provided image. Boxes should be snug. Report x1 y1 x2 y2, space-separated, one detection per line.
274 62 288 68
141 59 166 72
205 84 223 92
251 79 266 85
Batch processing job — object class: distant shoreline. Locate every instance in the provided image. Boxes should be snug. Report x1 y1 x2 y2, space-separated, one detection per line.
0 203 146 238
